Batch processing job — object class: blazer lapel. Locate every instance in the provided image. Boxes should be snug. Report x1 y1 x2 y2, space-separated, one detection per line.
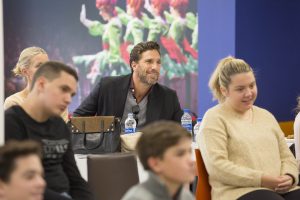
146 84 162 123
113 74 131 118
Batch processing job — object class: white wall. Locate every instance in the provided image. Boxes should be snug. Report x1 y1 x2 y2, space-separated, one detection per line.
0 1 4 146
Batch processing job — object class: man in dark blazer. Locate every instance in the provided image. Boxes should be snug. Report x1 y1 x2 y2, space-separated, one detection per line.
73 41 183 130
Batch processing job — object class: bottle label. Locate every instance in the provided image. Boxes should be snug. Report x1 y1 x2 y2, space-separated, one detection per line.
182 123 192 132
125 128 136 134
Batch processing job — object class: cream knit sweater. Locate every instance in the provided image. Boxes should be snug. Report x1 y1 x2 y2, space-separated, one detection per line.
197 104 300 200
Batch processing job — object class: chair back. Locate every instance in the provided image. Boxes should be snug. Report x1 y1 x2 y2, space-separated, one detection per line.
195 149 211 200
87 153 139 200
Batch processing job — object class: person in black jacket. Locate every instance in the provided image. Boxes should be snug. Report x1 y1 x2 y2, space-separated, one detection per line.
5 61 94 200
74 41 183 131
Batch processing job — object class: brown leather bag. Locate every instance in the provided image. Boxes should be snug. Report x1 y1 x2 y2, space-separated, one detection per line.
69 116 121 154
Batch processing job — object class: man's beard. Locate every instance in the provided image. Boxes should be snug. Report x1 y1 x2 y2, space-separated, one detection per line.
138 69 160 86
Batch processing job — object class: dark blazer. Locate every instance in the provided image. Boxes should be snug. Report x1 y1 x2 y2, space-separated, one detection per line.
73 74 183 125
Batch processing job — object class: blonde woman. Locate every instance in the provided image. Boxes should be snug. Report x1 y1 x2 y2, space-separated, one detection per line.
4 47 68 121
197 56 300 200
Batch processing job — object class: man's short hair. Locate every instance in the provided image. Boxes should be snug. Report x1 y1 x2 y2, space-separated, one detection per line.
129 41 161 68
0 140 42 182
30 61 78 90
136 120 191 170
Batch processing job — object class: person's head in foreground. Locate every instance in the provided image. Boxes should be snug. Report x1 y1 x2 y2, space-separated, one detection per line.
0 140 45 200
137 121 195 196
29 61 78 119
209 56 257 113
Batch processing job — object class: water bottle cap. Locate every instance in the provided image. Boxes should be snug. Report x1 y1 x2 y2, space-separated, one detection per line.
183 108 190 113
197 117 202 122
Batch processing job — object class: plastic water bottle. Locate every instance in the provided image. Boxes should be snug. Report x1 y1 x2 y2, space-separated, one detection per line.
181 109 193 134
193 117 202 142
125 113 136 134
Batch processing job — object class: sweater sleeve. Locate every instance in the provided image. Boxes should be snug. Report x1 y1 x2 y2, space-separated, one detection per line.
198 111 263 187
62 140 94 200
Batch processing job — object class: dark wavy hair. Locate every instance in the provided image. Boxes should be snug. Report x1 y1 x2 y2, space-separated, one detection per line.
129 41 160 72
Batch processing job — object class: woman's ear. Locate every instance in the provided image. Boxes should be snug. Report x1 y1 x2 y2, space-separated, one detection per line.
21 67 29 77
220 86 228 97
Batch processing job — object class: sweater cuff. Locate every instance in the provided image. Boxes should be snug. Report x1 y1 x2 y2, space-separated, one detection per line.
256 171 264 187
285 173 296 185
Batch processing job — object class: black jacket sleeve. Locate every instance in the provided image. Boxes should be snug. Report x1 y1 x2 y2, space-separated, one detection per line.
73 81 101 116
62 142 94 200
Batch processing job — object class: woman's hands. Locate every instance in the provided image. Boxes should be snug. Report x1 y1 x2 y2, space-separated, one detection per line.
275 175 293 193
261 174 293 193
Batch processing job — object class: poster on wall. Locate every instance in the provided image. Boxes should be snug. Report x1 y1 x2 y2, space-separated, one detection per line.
4 0 198 114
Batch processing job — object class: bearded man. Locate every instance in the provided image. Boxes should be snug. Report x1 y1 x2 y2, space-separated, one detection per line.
74 41 183 131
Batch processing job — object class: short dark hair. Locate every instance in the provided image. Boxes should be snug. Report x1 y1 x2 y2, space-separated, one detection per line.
0 140 42 182
31 61 78 90
136 120 191 171
129 41 161 69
